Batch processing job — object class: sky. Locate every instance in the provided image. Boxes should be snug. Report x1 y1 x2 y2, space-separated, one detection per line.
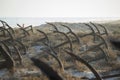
0 0 120 17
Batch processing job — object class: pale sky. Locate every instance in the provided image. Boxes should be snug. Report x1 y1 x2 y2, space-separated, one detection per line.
0 0 120 17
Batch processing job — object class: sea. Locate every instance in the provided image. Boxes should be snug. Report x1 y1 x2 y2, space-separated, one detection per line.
0 17 120 27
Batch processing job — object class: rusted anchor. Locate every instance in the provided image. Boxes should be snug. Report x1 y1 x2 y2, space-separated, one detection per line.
0 45 15 70
64 50 102 80
60 24 81 45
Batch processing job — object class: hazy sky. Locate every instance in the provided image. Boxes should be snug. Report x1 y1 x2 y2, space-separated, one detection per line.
0 0 120 17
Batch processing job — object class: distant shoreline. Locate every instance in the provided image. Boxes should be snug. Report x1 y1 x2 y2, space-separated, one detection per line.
0 17 120 27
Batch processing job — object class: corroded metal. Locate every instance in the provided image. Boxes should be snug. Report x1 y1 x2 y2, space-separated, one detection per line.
65 50 102 80
0 45 15 70
45 49 64 71
79 34 109 61
37 29 50 44
0 27 14 40
17 24 30 36
5 23 15 35
46 23 73 51
0 41 12 55
47 22 59 31
97 24 108 36
97 47 108 61
41 42 64 71
53 31 73 51
0 40 25 65
37 29 64 69
95 34 109 49
0 27 6 37
90 22 101 34
15 40 27 55
0 20 15 34
7 41 22 65
0 21 115 80
46 23 80 49
60 24 81 45
24 25 33 32
81 46 109 62
84 23 97 42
